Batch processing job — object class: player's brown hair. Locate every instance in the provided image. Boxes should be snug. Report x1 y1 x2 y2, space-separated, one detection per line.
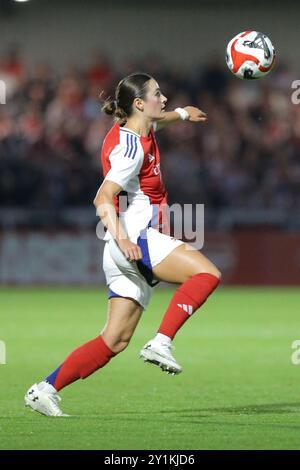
102 72 153 125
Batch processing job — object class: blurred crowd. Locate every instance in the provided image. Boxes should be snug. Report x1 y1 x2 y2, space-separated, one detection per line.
0 47 300 220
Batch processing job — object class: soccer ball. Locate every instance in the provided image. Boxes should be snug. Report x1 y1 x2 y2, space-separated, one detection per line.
225 31 275 79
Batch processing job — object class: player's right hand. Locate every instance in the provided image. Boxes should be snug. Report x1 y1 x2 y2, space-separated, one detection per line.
118 239 143 262
184 106 207 122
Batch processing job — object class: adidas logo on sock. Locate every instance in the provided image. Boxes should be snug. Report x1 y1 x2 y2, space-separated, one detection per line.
177 303 193 315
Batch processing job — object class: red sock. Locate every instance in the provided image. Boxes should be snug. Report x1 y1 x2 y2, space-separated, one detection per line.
47 336 116 392
158 273 220 340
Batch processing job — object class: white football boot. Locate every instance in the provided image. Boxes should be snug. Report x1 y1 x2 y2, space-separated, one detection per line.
24 383 69 417
140 338 182 375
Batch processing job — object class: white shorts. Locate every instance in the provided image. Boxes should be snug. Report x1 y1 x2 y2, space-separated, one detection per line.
103 227 184 309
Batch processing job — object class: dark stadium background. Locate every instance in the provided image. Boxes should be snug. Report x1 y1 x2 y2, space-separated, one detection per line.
0 0 299 286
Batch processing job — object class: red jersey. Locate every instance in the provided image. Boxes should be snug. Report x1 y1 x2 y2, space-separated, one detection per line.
101 123 169 240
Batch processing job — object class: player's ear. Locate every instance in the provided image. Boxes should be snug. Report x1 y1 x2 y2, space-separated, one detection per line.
134 98 144 112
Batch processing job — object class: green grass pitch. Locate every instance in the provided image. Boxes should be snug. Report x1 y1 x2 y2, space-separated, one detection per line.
1 287 300 450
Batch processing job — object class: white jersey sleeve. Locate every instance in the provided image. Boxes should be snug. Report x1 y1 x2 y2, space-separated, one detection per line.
105 142 143 191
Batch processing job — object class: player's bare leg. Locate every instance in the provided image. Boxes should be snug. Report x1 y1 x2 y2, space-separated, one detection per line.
140 243 221 375
25 297 143 416
101 297 144 353
153 243 221 284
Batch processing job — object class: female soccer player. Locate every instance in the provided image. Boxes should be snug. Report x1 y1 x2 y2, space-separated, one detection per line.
25 73 221 416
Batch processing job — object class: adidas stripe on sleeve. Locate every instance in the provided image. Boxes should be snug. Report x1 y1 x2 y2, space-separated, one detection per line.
104 135 143 190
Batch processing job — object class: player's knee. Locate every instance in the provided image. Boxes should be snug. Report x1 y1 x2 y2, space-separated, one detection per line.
192 267 221 281
211 268 222 280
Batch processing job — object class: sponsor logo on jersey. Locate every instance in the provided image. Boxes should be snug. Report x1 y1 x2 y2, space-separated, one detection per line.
153 163 160 175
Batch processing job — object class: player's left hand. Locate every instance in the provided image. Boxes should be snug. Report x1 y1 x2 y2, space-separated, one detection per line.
184 106 207 122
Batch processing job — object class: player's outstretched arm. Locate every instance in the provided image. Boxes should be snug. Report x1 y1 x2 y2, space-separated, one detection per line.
155 106 207 131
